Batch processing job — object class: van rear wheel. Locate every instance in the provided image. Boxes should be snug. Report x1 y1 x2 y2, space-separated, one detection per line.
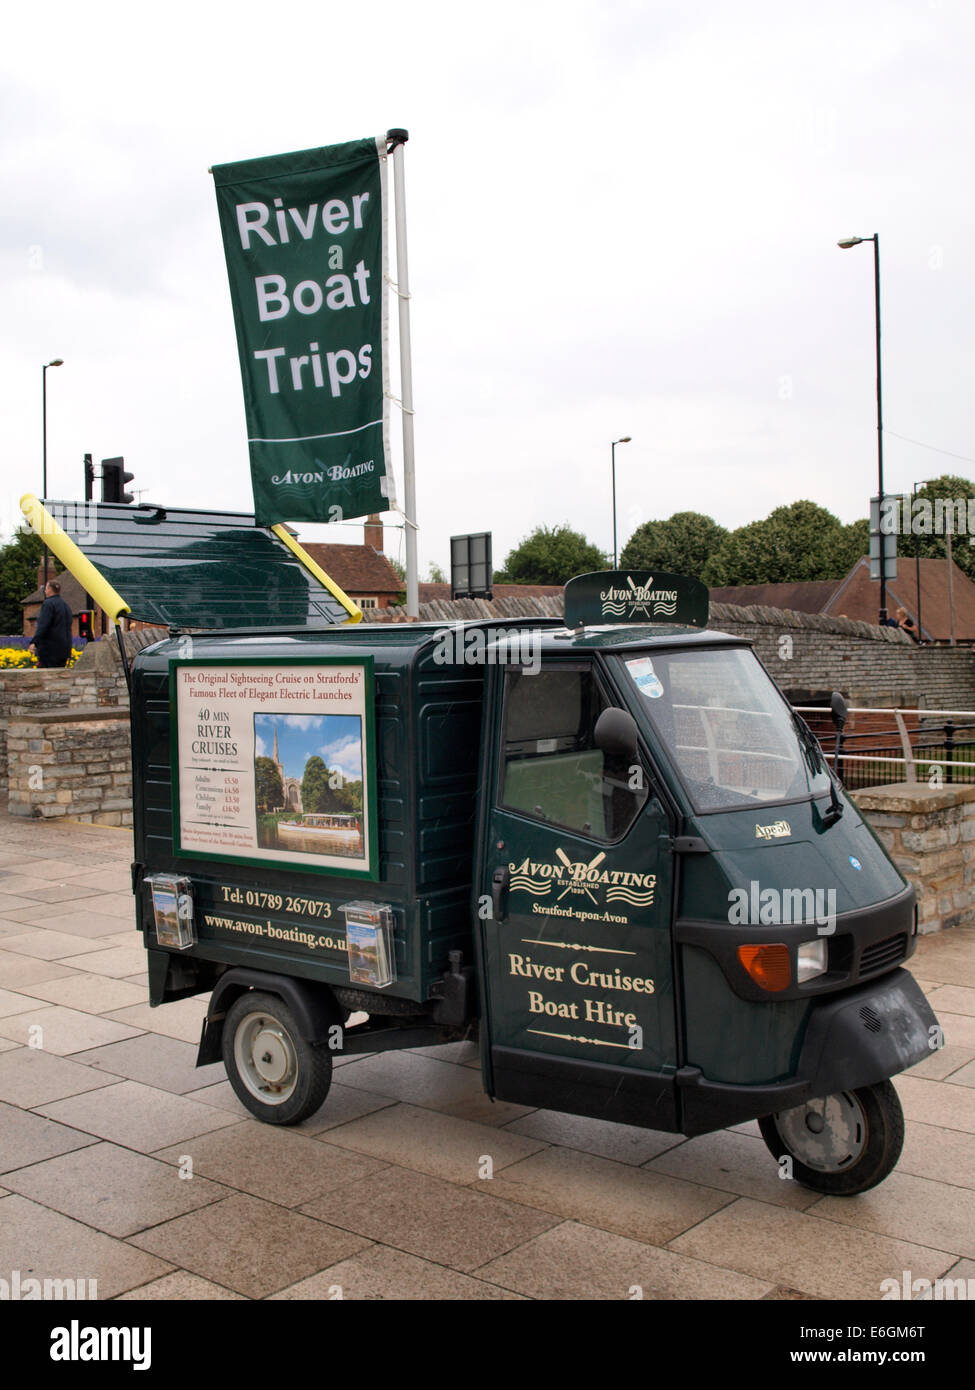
222 991 332 1125
758 1080 904 1195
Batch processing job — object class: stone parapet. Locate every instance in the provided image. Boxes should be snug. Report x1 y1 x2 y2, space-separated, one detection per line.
853 783 975 933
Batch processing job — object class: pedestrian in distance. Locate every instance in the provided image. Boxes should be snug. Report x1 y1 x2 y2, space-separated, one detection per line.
28 579 74 668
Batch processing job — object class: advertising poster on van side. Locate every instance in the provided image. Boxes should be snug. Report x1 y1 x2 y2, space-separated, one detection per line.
171 659 377 879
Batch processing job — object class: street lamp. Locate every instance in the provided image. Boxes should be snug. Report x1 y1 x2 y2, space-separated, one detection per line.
41 358 64 587
611 436 632 569
837 234 886 624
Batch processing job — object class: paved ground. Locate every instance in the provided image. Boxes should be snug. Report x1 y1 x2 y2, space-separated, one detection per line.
1 812 975 1302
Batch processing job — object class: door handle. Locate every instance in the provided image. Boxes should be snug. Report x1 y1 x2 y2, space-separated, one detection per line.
491 865 510 921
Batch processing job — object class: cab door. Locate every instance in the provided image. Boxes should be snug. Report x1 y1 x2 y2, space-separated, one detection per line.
476 660 680 1131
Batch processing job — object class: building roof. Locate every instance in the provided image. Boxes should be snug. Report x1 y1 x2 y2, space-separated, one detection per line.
418 582 564 604
823 556 975 642
23 571 90 611
707 581 838 614
299 543 403 596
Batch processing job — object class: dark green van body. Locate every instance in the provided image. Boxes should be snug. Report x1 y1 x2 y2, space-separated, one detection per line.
132 619 933 1138
132 622 515 1007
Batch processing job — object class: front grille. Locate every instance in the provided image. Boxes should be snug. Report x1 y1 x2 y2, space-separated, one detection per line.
860 933 908 975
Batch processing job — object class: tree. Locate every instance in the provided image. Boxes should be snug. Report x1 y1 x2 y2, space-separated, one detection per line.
254 757 284 813
495 524 606 586
301 756 331 814
426 562 446 583
702 501 864 587
620 512 728 577
0 526 59 634
901 474 975 582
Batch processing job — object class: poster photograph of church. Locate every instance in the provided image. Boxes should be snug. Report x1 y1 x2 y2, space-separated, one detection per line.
254 713 365 861
172 657 376 880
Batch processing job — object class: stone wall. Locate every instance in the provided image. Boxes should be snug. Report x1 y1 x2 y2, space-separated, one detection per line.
854 784 975 934
0 662 128 796
6 705 132 825
709 602 975 710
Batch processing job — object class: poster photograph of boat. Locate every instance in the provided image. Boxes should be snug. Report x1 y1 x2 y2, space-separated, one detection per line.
253 713 365 860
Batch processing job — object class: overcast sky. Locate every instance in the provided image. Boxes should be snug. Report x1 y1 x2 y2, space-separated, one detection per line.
3 0 974 580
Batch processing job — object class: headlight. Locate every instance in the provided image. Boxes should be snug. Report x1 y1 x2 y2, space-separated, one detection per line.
797 939 828 983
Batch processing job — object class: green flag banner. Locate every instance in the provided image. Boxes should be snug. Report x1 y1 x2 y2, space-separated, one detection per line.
211 138 392 525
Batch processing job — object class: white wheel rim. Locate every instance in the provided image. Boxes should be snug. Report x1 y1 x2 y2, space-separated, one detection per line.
774 1091 868 1172
233 1010 299 1104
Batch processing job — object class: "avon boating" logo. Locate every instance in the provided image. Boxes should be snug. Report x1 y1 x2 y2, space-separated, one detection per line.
599 575 678 620
509 848 656 909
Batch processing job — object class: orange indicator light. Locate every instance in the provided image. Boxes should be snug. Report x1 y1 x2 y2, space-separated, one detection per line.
737 943 791 992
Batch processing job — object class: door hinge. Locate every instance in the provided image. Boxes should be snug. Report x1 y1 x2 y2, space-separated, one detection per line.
672 837 709 854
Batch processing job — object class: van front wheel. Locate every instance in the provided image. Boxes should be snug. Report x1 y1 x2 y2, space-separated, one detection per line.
758 1080 904 1195
222 991 332 1125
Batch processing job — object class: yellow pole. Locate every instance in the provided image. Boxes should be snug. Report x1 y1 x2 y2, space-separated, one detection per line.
20 494 131 622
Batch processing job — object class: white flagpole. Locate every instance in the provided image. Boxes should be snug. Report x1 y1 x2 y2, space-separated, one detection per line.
387 128 418 618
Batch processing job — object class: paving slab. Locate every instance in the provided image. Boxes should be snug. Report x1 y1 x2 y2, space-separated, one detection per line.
117 1272 245 1300
0 1100 98 1173
35 1079 241 1151
924 984 975 1017
154 1122 390 1207
474 1219 774 1300
20 974 148 1013
896 1073 975 1133
669 1197 959 1300
807 1169 975 1258
0 929 115 960
0 954 78 990
2 1141 228 1236
0 1004 142 1054
128 1193 373 1299
0 1194 172 1299
894 1119 975 1190
482 1108 683 1166
300 1164 559 1272
72 1034 225 1094
485 1144 734 1244
646 1130 822 1210
0 1047 120 1107
271 1244 525 1300
105 998 208 1044
59 944 148 977
0 987 44 1019
322 1102 548 1183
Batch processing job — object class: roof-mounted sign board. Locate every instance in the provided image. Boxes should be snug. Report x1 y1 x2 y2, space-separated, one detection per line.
20 496 360 630
564 570 709 629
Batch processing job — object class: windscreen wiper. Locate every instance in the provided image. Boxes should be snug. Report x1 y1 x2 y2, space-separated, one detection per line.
792 711 844 827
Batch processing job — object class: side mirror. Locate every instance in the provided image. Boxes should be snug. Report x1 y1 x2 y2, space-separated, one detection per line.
594 707 639 760
830 691 848 731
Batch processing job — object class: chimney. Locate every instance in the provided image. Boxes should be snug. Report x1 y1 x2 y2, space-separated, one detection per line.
364 514 383 552
37 563 45 588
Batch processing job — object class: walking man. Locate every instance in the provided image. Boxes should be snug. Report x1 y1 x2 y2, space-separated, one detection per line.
28 579 74 669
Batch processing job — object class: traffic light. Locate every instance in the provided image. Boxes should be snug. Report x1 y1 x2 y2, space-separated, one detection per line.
101 457 134 504
78 611 94 641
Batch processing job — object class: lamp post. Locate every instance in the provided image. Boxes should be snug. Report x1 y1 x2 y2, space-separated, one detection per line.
41 358 64 587
611 436 631 569
837 234 886 624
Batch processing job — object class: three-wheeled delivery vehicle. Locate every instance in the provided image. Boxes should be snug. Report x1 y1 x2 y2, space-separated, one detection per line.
16 494 940 1197
127 566 938 1196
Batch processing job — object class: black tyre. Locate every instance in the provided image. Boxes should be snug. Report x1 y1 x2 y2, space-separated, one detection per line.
758 1079 904 1195
222 991 332 1125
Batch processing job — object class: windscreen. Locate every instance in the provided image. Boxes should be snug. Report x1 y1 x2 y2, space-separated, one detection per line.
618 647 831 812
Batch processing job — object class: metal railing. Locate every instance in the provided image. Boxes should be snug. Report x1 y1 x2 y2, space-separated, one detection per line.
792 705 975 790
